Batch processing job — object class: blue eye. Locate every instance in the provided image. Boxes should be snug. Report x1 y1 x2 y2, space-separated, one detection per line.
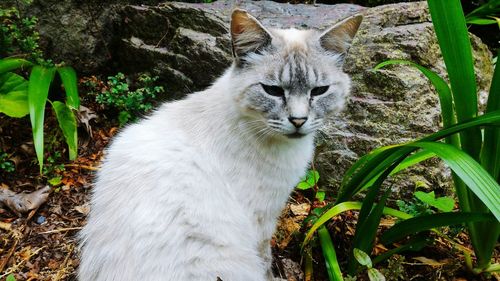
261 83 285 97
311 86 329 96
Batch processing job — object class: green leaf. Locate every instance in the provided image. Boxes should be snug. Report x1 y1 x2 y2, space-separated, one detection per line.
348 186 390 274
367 268 386 281
28 66 56 173
6 274 16 281
483 50 500 182
466 18 497 25
428 0 481 160
56 66 79 109
303 201 411 246
381 212 495 245
0 58 32 74
52 101 77 160
316 190 326 202
48 176 62 186
353 248 372 268
0 73 29 117
318 226 344 281
337 110 500 203
0 72 28 93
414 191 455 212
297 170 320 190
374 60 458 146
466 0 500 24
360 150 436 190
409 142 500 221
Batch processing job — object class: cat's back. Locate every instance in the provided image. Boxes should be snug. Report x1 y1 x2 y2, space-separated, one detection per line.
79 97 255 281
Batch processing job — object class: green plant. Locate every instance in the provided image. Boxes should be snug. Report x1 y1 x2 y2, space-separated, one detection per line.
353 248 386 281
6 274 16 281
397 190 455 217
304 0 500 278
0 6 44 63
0 151 15 173
0 58 79 173
465 0 500 28
93 72 163 126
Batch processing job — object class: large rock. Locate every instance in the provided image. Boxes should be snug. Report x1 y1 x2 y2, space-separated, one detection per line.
25 1 493 195
115 1 364 95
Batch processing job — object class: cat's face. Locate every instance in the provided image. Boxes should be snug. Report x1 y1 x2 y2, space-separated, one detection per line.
230 10 362 139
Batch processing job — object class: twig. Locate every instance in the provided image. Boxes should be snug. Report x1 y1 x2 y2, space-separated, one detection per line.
53 244 74 281
64 164 99 171
38 227 83 235
0 239 18 273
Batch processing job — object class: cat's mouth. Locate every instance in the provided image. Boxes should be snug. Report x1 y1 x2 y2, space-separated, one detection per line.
286 132 306 139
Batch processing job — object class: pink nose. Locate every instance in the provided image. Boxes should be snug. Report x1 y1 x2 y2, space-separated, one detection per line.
288 117 307 128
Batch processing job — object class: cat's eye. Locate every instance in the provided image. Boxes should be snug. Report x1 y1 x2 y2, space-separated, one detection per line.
261 83 285 97
311 86 330 96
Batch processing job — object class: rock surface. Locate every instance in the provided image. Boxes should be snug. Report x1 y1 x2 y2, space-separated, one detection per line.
25 0 493 195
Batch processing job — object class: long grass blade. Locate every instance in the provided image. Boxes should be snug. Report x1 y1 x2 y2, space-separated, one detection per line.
318 226 343 281
428 0 481 159
52 101 77 160
28 66 56 173
374 60 458 145
337 111 500 202
381 212 495 245
408 142 500 221
482 51 500 182
348 186 390 274
56 66 79 109
303 202 411 245
359 150 436 190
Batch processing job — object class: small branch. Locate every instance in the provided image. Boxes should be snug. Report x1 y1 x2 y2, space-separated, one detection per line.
0 239 18 273
53 244 74 281
64 164 99 171
0 186 51 216
38 227 83 235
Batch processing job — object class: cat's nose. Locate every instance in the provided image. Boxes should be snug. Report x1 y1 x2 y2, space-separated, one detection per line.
288 116 308 128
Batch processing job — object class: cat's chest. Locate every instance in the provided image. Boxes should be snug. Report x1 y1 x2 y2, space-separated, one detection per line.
215 137 314 216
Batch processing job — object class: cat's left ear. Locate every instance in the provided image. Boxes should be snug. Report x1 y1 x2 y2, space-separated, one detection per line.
231 9 273 59
319 15 363 55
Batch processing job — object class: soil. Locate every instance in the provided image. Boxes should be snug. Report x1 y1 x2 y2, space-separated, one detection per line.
0 78 499 281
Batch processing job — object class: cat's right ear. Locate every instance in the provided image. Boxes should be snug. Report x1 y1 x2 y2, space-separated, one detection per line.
230 9 272 59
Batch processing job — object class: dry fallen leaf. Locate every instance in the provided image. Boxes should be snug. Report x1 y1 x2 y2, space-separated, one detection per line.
74 204 90 215
276 217 301 250
289 203 311 216
412 256 446 267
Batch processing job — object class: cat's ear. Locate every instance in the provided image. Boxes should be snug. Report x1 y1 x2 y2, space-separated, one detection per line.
319 14 363 55
231 9 272 59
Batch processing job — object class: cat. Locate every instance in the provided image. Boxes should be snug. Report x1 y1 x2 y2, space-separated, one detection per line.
78 8 362 281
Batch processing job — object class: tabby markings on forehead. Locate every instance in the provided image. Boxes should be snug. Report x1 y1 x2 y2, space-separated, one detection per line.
276 53 317 92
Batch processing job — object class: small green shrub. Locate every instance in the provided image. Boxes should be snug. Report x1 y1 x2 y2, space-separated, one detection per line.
0 6 45 64
91 72 164 126
0 6 79 173
353 248 386 281
0 150 15 173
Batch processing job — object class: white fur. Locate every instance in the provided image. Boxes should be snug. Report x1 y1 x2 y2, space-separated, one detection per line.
78 66 315 281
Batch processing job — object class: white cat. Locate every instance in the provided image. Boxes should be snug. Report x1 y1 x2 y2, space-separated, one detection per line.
78 9 361 281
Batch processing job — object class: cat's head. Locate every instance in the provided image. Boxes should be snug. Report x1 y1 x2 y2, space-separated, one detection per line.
229 9 362 139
